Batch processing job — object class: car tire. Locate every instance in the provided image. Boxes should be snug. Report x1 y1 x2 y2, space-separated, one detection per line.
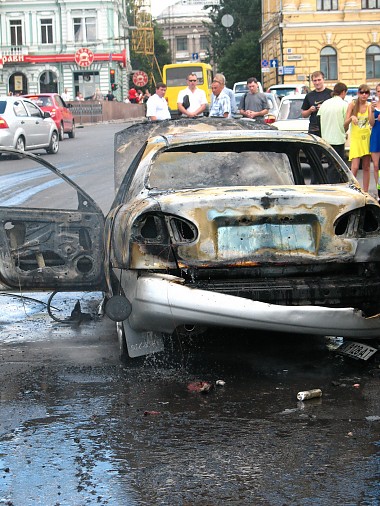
68 121 76 139
59 122 64 141
15 136 25 152
46 131 59 154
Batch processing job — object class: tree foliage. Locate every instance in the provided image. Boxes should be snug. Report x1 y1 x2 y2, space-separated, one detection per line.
205 0 262 85
218 31 262 88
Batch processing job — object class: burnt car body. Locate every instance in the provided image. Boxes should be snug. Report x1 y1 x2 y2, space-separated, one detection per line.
1 118 380 358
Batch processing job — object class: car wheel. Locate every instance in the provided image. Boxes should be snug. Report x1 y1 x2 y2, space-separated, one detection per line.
15 136 25 152
68 121 76 139
59 122 64 141
46 131 59 154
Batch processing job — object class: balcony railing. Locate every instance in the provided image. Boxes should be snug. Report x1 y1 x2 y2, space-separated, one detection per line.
1 46 27 57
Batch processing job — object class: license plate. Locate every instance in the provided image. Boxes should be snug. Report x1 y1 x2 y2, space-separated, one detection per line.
337 341 378 361
217 223 315 259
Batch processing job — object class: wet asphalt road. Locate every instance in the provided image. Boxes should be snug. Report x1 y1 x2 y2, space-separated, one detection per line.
0 123 379 504
0 291 379 506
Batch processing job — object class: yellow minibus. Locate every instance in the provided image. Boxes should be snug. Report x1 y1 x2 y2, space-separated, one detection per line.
162 62 213 117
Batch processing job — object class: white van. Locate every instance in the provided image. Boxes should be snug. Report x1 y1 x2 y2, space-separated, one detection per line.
269 83 306 99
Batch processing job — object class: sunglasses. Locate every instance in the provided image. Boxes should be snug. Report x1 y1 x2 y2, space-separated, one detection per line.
188 79 197 82
359 90 370 94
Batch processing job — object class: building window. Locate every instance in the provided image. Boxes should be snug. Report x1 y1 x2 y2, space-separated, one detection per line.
40 18 53 44
73 16 96 43
200 36 209 51
320 46 337 80
10 20 23 46
362 0 380 8
176 37 188 51
316 0 338 9
366 45 380 79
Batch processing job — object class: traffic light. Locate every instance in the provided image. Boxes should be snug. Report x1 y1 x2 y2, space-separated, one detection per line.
110 69 115 87
111 83 118 91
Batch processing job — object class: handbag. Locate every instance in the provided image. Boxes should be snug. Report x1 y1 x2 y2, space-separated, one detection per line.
182 94 190 109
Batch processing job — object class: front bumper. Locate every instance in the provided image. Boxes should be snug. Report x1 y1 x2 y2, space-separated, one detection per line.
127 273 380 338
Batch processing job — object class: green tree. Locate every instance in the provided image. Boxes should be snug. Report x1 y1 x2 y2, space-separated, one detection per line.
218 31 262 87
153 21 171 82
205 0 261 82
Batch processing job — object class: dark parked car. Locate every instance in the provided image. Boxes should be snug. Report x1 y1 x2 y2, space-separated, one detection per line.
1 118 380 360
23 93 75 140
0 96 59 154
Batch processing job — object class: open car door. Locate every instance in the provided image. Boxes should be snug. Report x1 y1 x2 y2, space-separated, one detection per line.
0 148 105 291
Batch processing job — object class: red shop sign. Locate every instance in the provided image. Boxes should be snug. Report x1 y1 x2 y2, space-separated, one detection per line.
75 48 94 67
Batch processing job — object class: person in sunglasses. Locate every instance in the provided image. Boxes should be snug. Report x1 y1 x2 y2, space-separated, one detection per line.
177 73 207 118
344 84 374 192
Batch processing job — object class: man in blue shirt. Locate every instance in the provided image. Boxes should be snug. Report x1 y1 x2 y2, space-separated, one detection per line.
211 74 238 116
209 79 231 118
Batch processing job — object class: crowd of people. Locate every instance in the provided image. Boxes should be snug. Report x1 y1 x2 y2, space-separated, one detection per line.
144 70 380 198
124 88 150 104
145 72 269 121
301 70 380 195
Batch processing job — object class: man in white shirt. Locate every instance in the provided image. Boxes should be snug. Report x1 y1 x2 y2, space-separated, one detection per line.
61 88 71 101
177 73 208 118
146 83 171 121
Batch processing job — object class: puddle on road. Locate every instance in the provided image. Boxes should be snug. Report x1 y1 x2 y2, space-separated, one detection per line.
0 293 47 322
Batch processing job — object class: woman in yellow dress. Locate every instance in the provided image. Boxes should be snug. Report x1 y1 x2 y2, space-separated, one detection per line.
344 84 374 192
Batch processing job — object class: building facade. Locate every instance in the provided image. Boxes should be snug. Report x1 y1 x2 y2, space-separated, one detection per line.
0 0 132 100
260 0 380 90
155 0 218 66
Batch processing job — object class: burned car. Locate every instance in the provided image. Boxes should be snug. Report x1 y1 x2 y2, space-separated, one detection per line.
1 118 380 359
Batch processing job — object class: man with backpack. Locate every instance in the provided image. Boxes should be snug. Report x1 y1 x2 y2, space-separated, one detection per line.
239 77 268 121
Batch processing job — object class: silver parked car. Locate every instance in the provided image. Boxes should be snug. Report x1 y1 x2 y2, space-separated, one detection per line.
0 96 59 154
0 118 380 361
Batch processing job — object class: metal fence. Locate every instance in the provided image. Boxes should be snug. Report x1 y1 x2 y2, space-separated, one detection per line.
68 100 145 125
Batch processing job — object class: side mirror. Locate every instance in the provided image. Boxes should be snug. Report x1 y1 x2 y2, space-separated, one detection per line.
43 111 51 118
